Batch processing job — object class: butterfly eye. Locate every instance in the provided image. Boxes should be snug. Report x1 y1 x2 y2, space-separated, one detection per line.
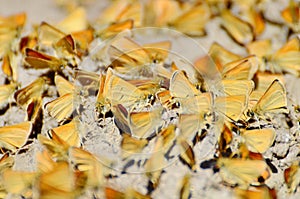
152 59 159 64
247 110 254 117
174 101 181 108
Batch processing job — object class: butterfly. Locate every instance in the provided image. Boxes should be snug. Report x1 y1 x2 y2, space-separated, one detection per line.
240 128 276 153
208 42 242 67
239 6 265 36
25 97 43 135
96 0 142 27
2 169 36 198
0 121 32 153
177 137 196 171
0 82 19 110
105 187 151 199
38 21 91 57
220 10 254 45
284 160 300 193
215 95 248 122
2 52 19 83
281 0 300 33
38 131 70 161
106 74 155 111
56 7 89 33
95 19 134 40
179 174 191 199
157 70 202 110
234 185 277 199
69 147 112 189
50 117 81 147
24 48 65 71
95 68 113 116
0 12 26 58
216 157 270 188
45 75 76 123
143 0 181 27
247 79 288 119
14 77 48 109
112 104 164 139
108 36 171 77
247 37 300 76
38 161 83 199
178 93 213 142
168 2 211 36
121 133 148 159
144 135 166 190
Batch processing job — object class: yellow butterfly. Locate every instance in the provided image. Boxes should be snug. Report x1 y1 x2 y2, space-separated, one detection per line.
2 169 36 198
241 128 276 153
281 0 300 33
2 52 19 82
0 82 18 110
143 0 181 27
25 97 43 129
0 153 14 172
284 160 300 193
53 34 78 67
38 161 83 199
247 38 300 75
249 79 288 118
219 80 254 97
38 131 70 161
177 138 196 171
157 70 202 110
108 36 171 77
95 68 113 116
240 7 265 36
129 107 164 138
95 19 134 40
0 12 26 58
0 122 32 153
38 21 66 48
121 133 148 159
271 37 300 75
221 55 258 80
112 104 164 139
69 147 110 189
208 42 242 67
105 187 151 199
36 150 58 173
0 153 14 198
168 2 211 36
179 174 191 199
45 75 75 123
216 157 270 188
217 124 233 157
221 10 254 45
178 94 213 142
96 0 142 27
51 117 81 147
106 74 154 111
14 77 48 109
215 95 248 122
252 72 284 94
38 21 92 57
56 7 88 33
24 48 65 71
235 185 277 199
144 135 166 190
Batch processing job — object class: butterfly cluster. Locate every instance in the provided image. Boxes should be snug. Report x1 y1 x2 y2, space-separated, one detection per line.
0 0 300 199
